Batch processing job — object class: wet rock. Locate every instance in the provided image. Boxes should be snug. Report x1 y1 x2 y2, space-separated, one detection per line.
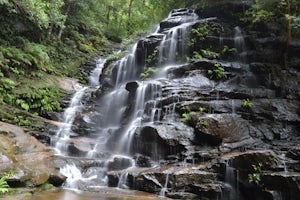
107 155 134 171
261 172 300 200
221 150 277 171
130 165 223 199
158 9 198 32
249 62 273 74
136 34 164 66
190 113 252 148
132 124 193 160
166 192 199 199
48 173 67 187
125 81 139 93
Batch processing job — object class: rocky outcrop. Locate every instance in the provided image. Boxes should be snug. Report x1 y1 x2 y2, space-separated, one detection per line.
0 122 66 187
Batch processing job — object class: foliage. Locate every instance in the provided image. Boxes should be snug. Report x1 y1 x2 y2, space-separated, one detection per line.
0 170 15 196
18 87 63 114
140 67 159 80
245 0 300 36
181 106 191 122
146 49 159 65
207 63 227 80
248 163 263 184
242 98 254 108
201 49 220 59
0 175 9 195
199 106 206 113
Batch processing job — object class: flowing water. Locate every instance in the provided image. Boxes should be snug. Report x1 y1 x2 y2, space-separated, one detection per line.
50 8 205 198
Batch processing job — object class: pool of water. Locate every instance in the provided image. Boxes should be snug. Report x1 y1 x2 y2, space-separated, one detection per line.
5 188 169 200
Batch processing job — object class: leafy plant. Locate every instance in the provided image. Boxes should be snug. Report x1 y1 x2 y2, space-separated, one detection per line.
193 51 203 60
0 174 11 195
207 63 227 80
201 49 220 59
181 106 191 122
140 67 159 79
0 178 9 195
199 106 206 113
248 163 263 184
146 49 159 64
222 45 237 54
242 98 254 108
13 116 31 127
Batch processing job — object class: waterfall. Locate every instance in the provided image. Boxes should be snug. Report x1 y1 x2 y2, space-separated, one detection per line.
52 58 108 188
53 85 88 155
158 23 192 64
159 173 170 197
52 8 200 193
234 26 245 53
224 160 239 200
89 58 105 86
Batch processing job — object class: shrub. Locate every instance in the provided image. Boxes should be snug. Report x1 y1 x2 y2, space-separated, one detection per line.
248 163 263 184
140 67 159 79
242 98 253 108
207 63 227 80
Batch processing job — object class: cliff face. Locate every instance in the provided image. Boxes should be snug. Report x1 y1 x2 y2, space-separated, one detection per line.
103 3 300 200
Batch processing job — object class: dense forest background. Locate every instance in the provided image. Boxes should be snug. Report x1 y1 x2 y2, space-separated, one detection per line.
0 0 299 128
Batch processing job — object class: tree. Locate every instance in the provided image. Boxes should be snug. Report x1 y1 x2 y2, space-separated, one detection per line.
246 0 300 67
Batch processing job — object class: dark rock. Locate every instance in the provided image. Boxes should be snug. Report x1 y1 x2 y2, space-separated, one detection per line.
222 150 277 171
262 172 300 200
249 62 273 74
107 155 134 171
190 113 252 148
125 81 139 93
48 173 67 187
158 9 198 32
132 124 193 160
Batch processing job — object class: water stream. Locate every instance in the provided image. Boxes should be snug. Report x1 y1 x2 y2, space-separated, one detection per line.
51 8 208 197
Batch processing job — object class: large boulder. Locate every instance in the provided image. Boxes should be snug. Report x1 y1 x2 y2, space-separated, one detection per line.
190 113 255 150
0 122 66 187
131 124 194 160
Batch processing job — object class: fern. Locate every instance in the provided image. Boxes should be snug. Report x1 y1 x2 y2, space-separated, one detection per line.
0 175 9 195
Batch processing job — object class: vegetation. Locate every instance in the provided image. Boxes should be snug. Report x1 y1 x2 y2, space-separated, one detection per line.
245 0 300 67
242 98 254 108
140 67 159 80
199 106 206 113
248 163 263 184
181 106 191 122
207 63 227 80
0 0 194 129
0 175 10 195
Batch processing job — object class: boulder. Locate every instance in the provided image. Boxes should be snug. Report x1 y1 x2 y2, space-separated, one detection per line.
0 121 65 187
190 113 253 148
131 123 194 160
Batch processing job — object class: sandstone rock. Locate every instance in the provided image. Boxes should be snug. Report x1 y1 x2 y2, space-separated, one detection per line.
0 121 65 187
190 113 252 147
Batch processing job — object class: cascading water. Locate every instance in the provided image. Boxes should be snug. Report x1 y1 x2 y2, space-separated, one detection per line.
52 8 202 194
51 58 107 187
52 85 88 155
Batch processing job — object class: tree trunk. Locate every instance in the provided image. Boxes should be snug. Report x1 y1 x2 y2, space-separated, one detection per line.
127 0 134 28
47 22 53 40
58 0 73 40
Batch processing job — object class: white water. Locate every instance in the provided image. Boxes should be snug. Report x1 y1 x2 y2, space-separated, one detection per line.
53 85 88 155
159 173 170 197
234 26 245 53
52 58 107 187
225 160 239 200
52 9 201 192
89 58 105 86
